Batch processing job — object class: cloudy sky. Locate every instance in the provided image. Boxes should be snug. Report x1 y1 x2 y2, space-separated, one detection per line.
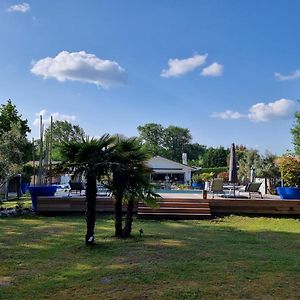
1 1 300 154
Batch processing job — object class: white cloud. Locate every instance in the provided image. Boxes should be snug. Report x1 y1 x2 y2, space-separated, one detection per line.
248 99 296 122
210 110 244 120
31 51 127 88
201 62 224 77
7 2 30 13
161 54 207 78
33 110 76 127
211 99 297 122
275 70 300 81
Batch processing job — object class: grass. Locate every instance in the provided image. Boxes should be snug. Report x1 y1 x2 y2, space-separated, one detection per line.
0 196 32 210
0 214 299 299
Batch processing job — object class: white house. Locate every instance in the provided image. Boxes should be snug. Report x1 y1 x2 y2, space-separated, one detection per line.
147 156 195 185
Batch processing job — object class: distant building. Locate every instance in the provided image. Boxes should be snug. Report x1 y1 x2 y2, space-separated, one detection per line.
147 156 195 185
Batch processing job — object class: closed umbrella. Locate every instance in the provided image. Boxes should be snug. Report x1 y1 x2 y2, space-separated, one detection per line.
250 165 256 183
229 143 238 197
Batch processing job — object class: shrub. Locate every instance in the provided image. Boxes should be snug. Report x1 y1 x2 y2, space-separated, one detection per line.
201 167 228 177
217 171 229 182
192 174 203 183
276 154 300 187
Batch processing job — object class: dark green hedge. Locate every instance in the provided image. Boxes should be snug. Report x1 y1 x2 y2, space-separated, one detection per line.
201 167 228 176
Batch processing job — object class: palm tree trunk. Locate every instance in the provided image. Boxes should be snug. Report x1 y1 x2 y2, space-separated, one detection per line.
114 193 123 237
123 196 134 237
85 172 97 245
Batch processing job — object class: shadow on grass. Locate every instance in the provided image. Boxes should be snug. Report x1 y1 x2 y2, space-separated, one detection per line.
0 214 300 299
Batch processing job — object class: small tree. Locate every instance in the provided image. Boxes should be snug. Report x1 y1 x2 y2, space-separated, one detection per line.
276 153 300 187
60 135 115 245
108 137 157 238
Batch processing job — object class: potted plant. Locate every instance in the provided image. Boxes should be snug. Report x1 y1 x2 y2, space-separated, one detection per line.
192 174 204 189
276 154 300 199
201 172 214 199
21 165 34 194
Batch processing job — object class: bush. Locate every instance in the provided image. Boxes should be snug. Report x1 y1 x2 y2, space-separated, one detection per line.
217 171 229 182
192 174 203 183
276 154 300 187
201 167 228 176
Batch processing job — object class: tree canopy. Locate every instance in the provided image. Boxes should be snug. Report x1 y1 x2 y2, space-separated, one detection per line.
291 110 300 155
0 100 30 136
0 100 31 186
44 120 86 161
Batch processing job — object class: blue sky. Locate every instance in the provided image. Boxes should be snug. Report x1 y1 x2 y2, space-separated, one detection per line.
1 0 300 154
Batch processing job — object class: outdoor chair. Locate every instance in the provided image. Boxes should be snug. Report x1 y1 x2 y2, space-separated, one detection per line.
68 181 85 196
244 182 263 199
210 178 224 199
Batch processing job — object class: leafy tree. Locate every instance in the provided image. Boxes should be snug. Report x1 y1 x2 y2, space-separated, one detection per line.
108 137 156 238
0 100 31 194
0 124 27 189
0 100 30 136
44 120 86 161
202 147 229 168
60 135 115 245
276 153 300 186
137 123 192 162
237 149 261 182
137 123 164 155
256 152 280 193
291 111 300 155
0 100 31 163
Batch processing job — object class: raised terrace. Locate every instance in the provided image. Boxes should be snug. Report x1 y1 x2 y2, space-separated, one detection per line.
36 193 300 218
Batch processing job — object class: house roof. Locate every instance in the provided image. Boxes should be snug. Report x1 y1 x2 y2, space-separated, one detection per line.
147 156 196 171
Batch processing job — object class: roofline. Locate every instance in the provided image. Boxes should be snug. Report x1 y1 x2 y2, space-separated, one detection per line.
149 156 196 171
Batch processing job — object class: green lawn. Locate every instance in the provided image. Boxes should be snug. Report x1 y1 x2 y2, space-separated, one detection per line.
0 214 299 299
0 196 32 210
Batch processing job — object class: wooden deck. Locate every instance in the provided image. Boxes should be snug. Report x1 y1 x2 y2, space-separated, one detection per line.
36 196 136 213
36 194 300 218
210 198 300 215
138 197 211 219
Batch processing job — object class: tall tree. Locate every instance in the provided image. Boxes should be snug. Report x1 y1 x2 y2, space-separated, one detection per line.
0 123 27 189
60 135 115 245
137 123 164 155
291 111 300 155
0 100 31 193
0 100 30 136
163 126 192 162
0 99 31 162
137 123 192 162
202 147 229 168
44 120 86 161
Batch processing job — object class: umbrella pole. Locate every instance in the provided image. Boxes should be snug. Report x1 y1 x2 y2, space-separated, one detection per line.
233 183 235 198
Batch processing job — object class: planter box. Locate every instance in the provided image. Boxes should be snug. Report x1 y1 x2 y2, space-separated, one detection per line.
192 183 205 189
276 187 300 200
28 186 58 211
21 182 29 194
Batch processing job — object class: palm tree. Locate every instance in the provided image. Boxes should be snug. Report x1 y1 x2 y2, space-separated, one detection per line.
108 137 157 238
122 166 157 237
60 135 115 245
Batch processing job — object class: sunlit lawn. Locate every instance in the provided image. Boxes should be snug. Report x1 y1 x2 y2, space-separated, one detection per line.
0 214 299 299
0 196 31 210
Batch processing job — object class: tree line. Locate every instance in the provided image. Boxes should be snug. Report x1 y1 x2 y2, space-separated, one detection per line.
1 99 300 244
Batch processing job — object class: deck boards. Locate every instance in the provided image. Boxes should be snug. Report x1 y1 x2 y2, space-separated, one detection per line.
36 194 300 217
